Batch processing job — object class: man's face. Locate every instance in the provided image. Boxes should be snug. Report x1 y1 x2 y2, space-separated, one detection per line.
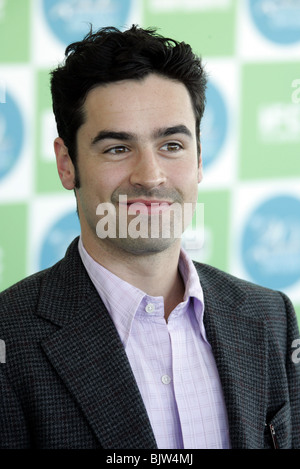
58 73 202 256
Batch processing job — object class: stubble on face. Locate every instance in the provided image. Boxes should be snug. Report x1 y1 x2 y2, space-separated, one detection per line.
73 74 201 259
111 186 187 255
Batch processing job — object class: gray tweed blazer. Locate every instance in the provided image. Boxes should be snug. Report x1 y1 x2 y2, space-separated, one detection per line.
0 237 299 449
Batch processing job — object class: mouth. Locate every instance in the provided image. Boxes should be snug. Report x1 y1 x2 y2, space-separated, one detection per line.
120 198 172 215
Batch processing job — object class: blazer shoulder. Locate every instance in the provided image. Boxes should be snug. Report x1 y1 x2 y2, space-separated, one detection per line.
0 238 80 316
0 262 60 316
0 238 92 334
193 260 295 321
194 261 300 355
193 260 278 296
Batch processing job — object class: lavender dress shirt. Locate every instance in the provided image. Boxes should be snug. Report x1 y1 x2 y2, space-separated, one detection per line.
78 238 231 449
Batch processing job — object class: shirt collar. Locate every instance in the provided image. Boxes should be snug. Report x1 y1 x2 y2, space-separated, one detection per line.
178 247 204 305
78 237 205 346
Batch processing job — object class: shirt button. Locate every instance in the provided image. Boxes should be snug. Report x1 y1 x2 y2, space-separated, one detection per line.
145 303 155 314
161 375 171 385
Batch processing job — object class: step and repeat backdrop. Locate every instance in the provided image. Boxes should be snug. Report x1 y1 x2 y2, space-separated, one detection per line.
0 0 300 322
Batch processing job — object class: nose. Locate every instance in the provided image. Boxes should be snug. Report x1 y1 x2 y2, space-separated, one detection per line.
129 148 167 190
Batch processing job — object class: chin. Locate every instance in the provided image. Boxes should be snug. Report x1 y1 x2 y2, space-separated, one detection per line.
112 236 180 256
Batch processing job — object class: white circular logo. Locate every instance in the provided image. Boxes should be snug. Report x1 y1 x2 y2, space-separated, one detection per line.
249 0 300 45
242 195 300 290
43 0 132 45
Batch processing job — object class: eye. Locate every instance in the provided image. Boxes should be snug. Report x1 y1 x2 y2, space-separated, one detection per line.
160 142 183 152
105 145 129 155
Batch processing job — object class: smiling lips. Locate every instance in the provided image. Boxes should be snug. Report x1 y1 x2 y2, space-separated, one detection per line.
120 198 172 215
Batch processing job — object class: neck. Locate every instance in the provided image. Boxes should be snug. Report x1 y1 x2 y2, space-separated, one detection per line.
81 233 185 320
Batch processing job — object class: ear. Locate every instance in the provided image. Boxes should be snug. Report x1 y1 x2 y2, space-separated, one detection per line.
197 142 203 183
54 137 76 190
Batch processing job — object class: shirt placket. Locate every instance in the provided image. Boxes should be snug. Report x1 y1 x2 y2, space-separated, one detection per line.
127 298 183 448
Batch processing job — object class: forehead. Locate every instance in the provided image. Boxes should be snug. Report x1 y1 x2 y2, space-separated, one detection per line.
81 74 196 134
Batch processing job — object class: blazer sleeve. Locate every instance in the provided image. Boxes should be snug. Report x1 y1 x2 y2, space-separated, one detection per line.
279 291 300 449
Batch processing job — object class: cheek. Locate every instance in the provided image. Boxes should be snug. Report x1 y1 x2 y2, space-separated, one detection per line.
174 161 199 185
84 165 128 202
180 165 200 201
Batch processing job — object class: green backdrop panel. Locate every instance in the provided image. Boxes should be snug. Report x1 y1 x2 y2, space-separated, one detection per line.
197 189 230 272
0 0 30 62
35 69 64 193
142 0 237 56
240 62 300 180
0 203 27 291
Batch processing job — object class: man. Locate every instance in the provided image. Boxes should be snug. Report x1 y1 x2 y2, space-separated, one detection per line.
0 25 299 449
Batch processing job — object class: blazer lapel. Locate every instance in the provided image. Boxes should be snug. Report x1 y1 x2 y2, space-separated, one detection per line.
37 239 157 449
196 264 268 449
35 238 268 449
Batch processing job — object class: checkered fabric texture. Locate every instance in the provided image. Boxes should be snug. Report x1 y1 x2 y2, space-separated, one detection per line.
0 238 299 448
0 0 300 328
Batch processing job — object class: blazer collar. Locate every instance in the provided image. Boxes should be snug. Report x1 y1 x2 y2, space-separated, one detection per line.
36 238 268 449
37 238 157 449
194 262 268 448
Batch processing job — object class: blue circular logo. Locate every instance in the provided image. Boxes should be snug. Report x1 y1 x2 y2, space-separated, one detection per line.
42 0 132 45
241 195 300 290
39 210 80 270
0 92 24 181
249 0 300 45
201 81 228 169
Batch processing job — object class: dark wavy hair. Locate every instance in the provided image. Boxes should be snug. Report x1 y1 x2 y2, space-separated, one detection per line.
50 25 207 169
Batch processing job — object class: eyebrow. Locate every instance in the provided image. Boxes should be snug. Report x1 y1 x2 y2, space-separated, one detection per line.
153 125 193 139
91 125 193 146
